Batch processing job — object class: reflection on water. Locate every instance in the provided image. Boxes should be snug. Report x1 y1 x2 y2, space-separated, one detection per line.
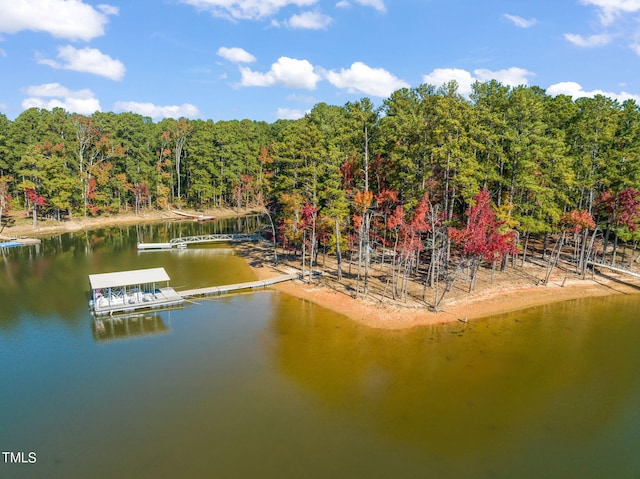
1 218 640 479
0 216 263 325
92 313 172 343
267 293 640 478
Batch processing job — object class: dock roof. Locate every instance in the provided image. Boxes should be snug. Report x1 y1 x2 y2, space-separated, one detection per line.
89 267 171 290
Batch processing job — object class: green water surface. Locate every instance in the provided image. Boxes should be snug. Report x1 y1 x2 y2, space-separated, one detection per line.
1 219 639 479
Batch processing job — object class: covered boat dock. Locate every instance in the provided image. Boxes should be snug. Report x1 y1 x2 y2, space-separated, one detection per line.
89 267 184 316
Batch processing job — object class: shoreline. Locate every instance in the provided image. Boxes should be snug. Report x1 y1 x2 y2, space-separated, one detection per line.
238 243 640 330
0 207 265 239
4 211 639 330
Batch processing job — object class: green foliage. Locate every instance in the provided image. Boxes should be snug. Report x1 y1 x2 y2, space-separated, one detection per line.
0 84 639 249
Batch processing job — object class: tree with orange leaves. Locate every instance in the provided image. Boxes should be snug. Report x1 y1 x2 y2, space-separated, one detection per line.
353 189 374 296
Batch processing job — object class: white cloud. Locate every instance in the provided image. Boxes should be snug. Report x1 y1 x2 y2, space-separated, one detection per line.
564 32 613 47
98 4 119 16
276 107 308 120
324 61 409 97
502 13 537 28
180 0 317 20
422 68 476 96
25 83 73 97
22 83 101 115
217 47 256 63
354 0 386 12
547 81 640 103
114 101 201 119
0 0 116 41
38 46 125 81
423 67 534 96
240 57 321 89
580 0 640 25
287 11 333 29
475 67 534 86
571 1 640 55
182 0 381 19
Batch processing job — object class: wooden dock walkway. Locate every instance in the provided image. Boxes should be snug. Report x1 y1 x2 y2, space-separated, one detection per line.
179 273 301 299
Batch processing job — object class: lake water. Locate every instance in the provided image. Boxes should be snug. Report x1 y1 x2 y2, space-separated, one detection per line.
1 218 640 479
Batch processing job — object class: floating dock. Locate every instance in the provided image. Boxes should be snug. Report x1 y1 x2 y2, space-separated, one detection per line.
137 233 259 250
137 242 185 250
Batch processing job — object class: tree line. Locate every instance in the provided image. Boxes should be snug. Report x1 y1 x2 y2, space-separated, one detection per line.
2 80 640 298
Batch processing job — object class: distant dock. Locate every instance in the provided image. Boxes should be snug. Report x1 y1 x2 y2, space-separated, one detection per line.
137 233 260 250
0 237 41 248
137 242 184 250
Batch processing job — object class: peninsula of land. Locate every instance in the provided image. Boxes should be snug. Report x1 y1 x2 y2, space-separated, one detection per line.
3 210 640 330
238 242 640 330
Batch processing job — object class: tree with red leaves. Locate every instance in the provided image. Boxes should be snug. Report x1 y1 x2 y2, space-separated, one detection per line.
596 188 640 264
379 192 438 301
132 183 150 215
412 192 446 295
397 193 433 299
0 176 12 231
85 177 100 216
384 203 406 300
449 188 517 291
543 209 596 284
373 189 400 267
24 187 47 227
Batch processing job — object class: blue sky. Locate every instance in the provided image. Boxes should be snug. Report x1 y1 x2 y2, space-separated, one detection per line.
1 0 640 122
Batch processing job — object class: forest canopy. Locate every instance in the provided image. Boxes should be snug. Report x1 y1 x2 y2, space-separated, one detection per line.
2 80 640 284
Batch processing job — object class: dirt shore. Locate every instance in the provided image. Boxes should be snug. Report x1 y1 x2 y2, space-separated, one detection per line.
0 207 264 239
237 242 640 330
4 211 639 330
